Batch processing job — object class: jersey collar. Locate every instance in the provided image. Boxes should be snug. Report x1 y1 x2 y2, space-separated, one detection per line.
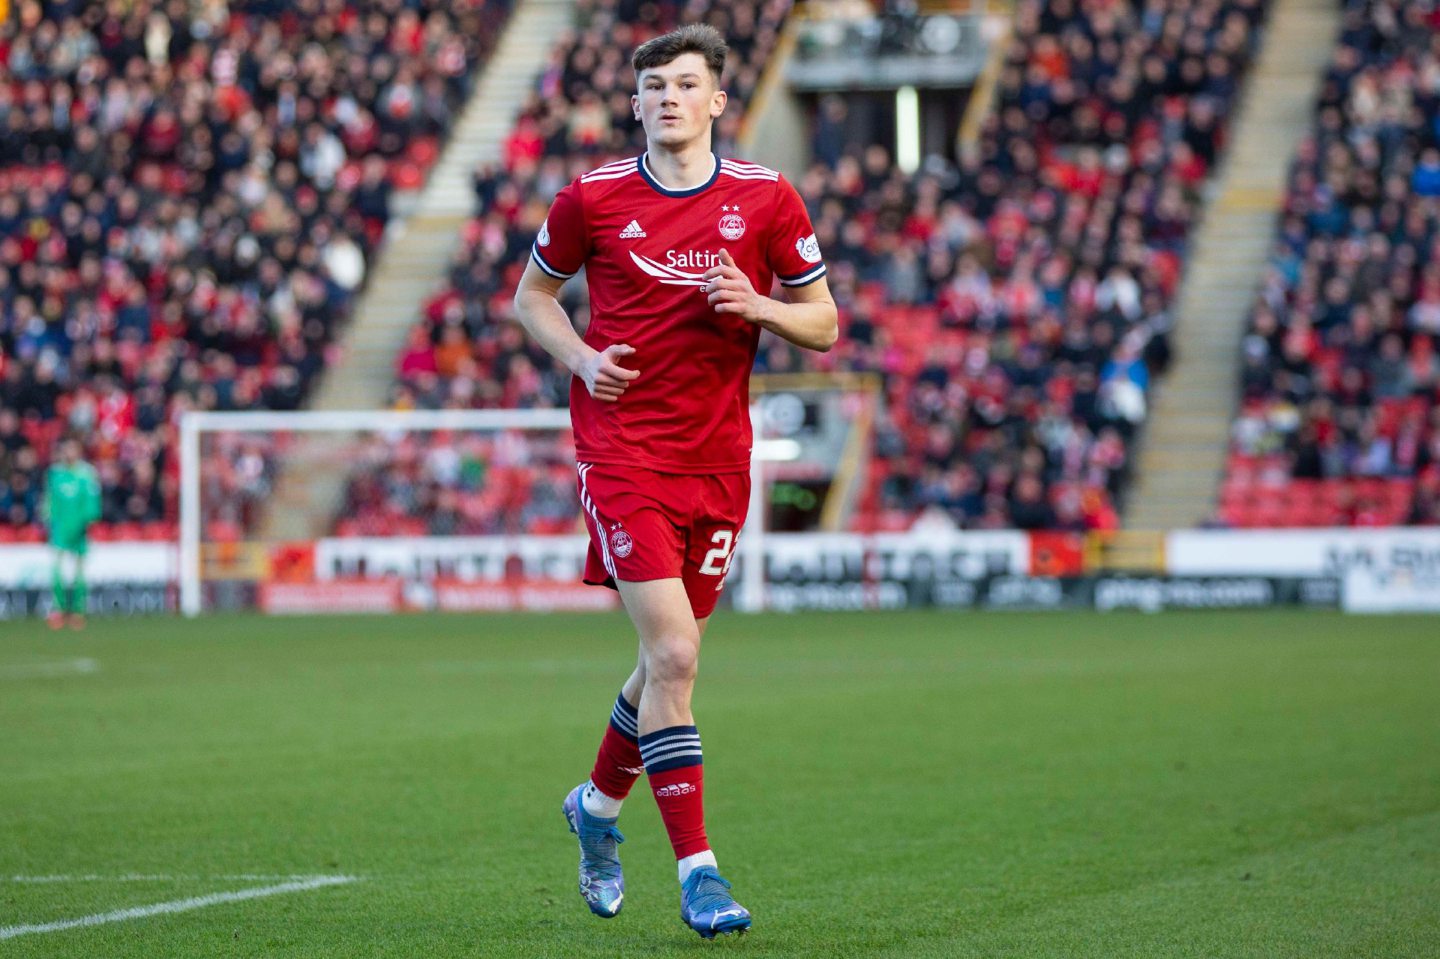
638 152 720 197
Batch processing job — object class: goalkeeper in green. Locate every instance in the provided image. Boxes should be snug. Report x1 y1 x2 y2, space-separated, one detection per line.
42 439 102 629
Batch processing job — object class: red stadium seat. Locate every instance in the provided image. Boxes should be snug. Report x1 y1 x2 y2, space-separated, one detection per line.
390 161 425 191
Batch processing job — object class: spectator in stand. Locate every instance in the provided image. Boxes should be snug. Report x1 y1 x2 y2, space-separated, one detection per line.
374 0 1267 535
0 0 510 539
1222 0 1440 527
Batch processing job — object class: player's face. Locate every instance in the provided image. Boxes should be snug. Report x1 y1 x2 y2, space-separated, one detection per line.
632 53 726 150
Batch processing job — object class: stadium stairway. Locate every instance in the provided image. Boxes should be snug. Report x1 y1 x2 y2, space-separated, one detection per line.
259 0 578 540
1122 0 1339 532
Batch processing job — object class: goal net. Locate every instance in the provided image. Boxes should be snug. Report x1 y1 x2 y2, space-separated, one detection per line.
179 380 879 617
178 408 764 617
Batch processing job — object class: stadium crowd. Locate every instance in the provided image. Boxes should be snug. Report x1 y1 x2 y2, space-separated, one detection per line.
0 0 509 540
338 0 791 532
373 0 1268 535
1221 0 1440 527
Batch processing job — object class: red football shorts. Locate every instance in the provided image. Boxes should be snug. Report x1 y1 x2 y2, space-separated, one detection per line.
575 461 750 619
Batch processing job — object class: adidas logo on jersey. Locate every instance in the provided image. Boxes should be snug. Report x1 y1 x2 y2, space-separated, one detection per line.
619 220 647 239
655 782 696 798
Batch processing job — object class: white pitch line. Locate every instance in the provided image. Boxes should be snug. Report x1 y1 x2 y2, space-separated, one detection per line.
5 873 339 884
0 875 358 940
0 658 99 679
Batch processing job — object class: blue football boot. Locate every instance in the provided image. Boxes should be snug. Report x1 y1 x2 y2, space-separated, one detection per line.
679 865 751 938
562 783 625 918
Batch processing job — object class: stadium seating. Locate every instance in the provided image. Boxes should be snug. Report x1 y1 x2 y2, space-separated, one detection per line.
375 0 1269 535
0 0 511 541
1217 0 1440 527
338 0 790 534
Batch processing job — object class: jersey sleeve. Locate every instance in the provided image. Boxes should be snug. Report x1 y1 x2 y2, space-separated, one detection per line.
767 176 827 288
40 467 55 523
83 465 102 524
530 180 587 280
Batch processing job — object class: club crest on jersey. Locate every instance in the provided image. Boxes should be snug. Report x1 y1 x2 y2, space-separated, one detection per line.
796 233 822 263
718 204 746 241
538 219 551 247
609 523 634 558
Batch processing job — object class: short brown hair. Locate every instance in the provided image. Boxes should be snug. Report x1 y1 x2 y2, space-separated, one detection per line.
632 24 728 85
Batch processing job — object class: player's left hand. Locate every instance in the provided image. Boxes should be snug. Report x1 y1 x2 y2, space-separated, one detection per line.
703 249 769 324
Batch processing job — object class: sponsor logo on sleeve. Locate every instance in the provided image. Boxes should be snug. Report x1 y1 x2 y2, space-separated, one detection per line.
795 233 821 263
538 219 551 247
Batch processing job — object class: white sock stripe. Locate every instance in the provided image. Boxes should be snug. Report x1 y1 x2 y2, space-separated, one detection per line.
639 734 702 752
642 744 704 760
638 732 702 753
610 710 638 735
643 747 705 766
640 741 703 761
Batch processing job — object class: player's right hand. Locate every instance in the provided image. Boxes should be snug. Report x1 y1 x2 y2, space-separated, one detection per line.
578 343 640 402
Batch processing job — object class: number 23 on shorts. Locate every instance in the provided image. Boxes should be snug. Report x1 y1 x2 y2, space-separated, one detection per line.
697 529 737 586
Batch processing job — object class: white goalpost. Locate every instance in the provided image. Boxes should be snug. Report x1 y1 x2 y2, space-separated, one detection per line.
177 408 776 618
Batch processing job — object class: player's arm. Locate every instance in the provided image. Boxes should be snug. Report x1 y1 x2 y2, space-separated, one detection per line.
83 466 102 526
702 249 838 352
513 260 640 403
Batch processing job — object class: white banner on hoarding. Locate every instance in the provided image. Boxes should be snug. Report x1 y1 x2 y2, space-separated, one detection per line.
1167 529 1440 577
313 536 593 583
0 543 174 588
311 531 1031 586
1167 529 1440 613
763 530 1029 581
1342 567 1440 613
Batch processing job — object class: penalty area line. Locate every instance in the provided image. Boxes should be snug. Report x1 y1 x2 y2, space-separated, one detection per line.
0 874 359 941
0 658 100 679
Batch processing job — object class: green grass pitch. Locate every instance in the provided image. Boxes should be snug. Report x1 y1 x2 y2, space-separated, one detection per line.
2 610 1438 957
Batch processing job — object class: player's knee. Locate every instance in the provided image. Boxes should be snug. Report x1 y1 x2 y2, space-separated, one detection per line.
646 636 698 684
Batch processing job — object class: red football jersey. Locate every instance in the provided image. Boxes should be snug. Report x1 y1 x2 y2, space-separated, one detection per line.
532 153 826 474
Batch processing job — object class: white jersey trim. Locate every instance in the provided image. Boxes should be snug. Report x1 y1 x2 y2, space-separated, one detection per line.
777 263 828 287
581 158 640 183
719 159 779 181
531 246 577 280
721 159 779 175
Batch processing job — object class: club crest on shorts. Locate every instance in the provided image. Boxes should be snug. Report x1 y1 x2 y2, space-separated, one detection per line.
718 210 746 241
609 523 634 558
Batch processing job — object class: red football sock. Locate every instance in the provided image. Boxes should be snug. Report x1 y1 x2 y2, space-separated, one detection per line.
640 726 709 859
588 693 643 801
